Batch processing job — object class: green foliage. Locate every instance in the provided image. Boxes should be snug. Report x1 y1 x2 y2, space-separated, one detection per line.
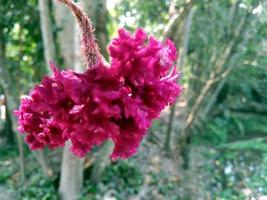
220 137 267 153
110 0 169 35
80 160 144 200
201 142 267 199
193 112 267 147
0 145 58 199
247 157 267 195
102 161 144 195
0 0 46 92
200 118 229 145
0 146 18 184
19 175 58 200
193 117 228 146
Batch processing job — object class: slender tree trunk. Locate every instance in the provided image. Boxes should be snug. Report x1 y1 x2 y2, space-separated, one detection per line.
0 30 25 183
72 0 112 185
33 151 53 176
12 111 26 183
54 0 75 68
74 22 83 72
90 140 114 184
54 1 110 197
59 142 84 200
80 0 113 184
38 0 56 73
163 0 195 43
1 97 14 144
37 0 56 177
54 1 84 199
164 7 195 154
163 105 176 153
70 0 111 184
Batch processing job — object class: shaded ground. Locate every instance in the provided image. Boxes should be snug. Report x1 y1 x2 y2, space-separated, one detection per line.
0 105 267 199
0 186 17 200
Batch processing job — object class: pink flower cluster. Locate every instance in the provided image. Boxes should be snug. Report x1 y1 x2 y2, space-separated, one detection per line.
15 28 182 159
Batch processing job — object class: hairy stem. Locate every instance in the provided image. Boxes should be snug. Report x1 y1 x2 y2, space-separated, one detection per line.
58 0 101 68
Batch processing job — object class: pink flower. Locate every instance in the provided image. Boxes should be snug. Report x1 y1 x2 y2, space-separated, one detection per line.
15 28 182 159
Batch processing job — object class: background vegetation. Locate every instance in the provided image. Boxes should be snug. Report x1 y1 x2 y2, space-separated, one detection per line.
0 0 266 199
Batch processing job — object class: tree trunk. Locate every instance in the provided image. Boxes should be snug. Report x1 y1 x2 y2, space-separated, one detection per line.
0 30 25 183
59 142 84 200
1 97 14 144
90 140 114 184
164 6 195 154
38 0 56 73
54 1 84 199
54 0 75 68
55 1 110 197
73 0 112 185
79 0 113 184
37 0 55 177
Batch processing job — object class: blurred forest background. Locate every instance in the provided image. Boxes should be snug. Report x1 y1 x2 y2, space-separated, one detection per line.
0 0 267 199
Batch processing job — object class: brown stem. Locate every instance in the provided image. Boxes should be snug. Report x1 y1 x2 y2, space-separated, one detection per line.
164 103 176 154
57 0 101 68
163 0 195 41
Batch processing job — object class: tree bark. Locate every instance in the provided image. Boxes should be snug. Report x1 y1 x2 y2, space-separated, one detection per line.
54 0 75 68
202 78 227 117
79 0 113 184
38 0 56 74
1 96 14 144
164 6 195 154
0 30 25 183
54 1 84 199
163 0 195 43
38 0 56 177
55 1 110 196
59 142 84 200
90 140 114 184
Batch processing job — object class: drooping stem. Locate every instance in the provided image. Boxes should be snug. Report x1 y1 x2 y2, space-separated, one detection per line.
58 0 101 68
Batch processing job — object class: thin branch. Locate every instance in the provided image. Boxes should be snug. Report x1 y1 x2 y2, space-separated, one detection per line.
164 6 195 154
177 8 253 148
163 0 195 40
